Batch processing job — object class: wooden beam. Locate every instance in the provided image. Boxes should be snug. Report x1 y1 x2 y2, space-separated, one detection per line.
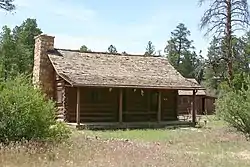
147 90 151 113
119 88 123 123
76 87 81 126
157 91 162 122
192 90 197 124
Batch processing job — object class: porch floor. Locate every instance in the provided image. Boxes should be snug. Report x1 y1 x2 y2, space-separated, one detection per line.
67 121 194 130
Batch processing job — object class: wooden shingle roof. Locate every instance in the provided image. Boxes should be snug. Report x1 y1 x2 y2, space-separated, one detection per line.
48 49 203 89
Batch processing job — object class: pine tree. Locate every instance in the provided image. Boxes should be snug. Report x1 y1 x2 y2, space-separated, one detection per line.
164 23 201 79
165 23 194 69
0 26 16 80
144 41 155 56
200 0 250 84
108 45 117 53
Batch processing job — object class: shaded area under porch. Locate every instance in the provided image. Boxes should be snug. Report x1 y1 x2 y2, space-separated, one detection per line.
63 87 197 129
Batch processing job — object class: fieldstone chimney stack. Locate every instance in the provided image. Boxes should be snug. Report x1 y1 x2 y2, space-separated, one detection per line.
33 34 55 99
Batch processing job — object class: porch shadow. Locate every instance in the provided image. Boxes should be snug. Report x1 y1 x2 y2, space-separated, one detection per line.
68 121 195 130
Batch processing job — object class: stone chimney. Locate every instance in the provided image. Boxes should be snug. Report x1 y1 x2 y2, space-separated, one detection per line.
33 34 55 99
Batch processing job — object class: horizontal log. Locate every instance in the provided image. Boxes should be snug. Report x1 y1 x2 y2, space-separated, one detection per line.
56 110 64 115
81 104 118 108
162 109 177 112
161 116 178 121
123 114 157 118
67 111 117 115
123 118 157 122
56 114 65 119
124 109 149 112
161 113 177 116
80 109 117 112
123 114 157 117
67 116 117 122
68 112 115 116
80 116 115 120
123 112 157 115
57 104 63 107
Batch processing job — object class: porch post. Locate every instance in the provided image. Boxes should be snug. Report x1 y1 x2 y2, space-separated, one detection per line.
192 90 197 124
119 88 123 123
157 90 162 122
76 87 81 126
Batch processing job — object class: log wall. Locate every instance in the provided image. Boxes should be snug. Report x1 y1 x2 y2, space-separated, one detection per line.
64 87 179 123
55 75 65 121
205 97 216 114
178 96 215 115
161 90 178 121
123 89 158 122
66 87 119 122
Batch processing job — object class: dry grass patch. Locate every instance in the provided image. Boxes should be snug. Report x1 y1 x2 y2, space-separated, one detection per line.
1 117 250 167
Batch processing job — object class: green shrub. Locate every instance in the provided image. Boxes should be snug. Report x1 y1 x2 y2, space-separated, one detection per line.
0 75 71 142
216 75 250 137
49 122 72 142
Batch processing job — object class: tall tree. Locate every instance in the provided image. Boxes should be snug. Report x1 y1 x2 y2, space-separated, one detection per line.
178 51 205 80
80 45 91 52
12 18 42 74
0 0 15 11
0 18 42 81
193 50 206 83
204 34 250 92
199 0 250 85
164 23 202 79
0 26 16 80
144 41 155 56
204 37 227 91
165 23 194 69
235 32 250 73
108 45 117 53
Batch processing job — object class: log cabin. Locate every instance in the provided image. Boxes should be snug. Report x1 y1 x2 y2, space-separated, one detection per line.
178 79 216 115
33 34 204 129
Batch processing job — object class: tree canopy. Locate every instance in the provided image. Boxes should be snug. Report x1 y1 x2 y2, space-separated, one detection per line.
80 45 91 52
0 0 15 12
200 0 250 84
0 18 42 81
164 23 204 80
108 45 117 53
144 41 155 56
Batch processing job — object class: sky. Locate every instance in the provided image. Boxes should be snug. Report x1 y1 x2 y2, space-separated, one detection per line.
0 0 212 55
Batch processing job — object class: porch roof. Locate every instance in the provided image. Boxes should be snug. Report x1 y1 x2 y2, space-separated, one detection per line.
178 79 206 95
48 49 203 90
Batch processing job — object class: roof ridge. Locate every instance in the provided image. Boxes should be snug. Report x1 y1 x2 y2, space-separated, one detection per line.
54 48 164 58
55 48 122 55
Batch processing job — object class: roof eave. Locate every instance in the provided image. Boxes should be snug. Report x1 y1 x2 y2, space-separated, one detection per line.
47 55 74 87
66 83 204 90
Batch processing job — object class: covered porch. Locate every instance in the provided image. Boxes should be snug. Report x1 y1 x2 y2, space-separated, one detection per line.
64 86 198 129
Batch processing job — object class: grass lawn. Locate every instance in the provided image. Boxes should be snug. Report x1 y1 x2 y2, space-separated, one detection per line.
1 116 250 167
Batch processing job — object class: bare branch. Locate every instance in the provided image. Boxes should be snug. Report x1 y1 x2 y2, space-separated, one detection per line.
200 0 250 36
203 21 226 36
232 28 248 33
199 0 250 83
